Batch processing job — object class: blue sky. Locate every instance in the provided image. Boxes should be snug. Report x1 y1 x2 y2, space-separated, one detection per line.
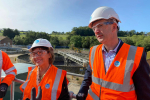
0 0 150 34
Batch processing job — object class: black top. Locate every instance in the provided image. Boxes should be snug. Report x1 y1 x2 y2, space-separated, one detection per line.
78 40 150 100
58 77 70 100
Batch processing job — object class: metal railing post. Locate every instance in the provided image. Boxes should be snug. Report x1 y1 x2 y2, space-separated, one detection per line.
10 81 15 100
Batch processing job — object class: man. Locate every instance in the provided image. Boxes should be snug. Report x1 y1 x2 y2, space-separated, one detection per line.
0 50 17 99
76 6 150 100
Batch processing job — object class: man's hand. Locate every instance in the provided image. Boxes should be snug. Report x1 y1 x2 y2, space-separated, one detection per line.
76 93 87 100
25 86 42 100
0 83 8 98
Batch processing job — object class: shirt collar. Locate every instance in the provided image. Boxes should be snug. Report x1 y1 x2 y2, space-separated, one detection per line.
102 39 121 53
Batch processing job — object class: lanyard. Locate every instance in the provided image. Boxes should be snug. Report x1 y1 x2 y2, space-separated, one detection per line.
36 65 51 86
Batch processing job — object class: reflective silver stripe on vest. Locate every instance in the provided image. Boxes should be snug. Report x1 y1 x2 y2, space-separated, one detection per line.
22 67 63 100
51 69 62 100
31 66 35 70
5 66 15 73
6 71 16 76
22 68 35 90
89 88 99 100
90 45 98 72
90 45 137 92
22 67 34 99
0 51 2 79
5 66 16 76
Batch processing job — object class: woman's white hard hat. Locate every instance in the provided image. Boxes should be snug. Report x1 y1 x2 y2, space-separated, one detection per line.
29 38 53 52
89 6 121 28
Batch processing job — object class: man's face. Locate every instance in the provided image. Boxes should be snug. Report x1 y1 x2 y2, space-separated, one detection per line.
92 19 114 44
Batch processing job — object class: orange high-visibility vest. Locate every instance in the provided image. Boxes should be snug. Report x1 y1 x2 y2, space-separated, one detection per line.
0 51 17 100
20 65 67 100
86 43 143 100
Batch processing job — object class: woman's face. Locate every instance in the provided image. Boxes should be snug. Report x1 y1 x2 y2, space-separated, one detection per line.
31 48 51 67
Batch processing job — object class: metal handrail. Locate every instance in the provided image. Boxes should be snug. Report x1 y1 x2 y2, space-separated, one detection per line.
57 50 89 66
1 76 25 100
67 72 84 99
1 71 82 100
67 72 84 77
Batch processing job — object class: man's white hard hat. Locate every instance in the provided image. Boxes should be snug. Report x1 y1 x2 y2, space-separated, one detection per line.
89 6 121 28
29 38 53 52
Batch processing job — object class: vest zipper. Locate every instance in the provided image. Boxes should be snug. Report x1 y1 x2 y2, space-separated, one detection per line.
99 51 105 100
99 79 103 100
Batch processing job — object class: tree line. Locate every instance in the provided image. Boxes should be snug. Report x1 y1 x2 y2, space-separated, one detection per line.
3 28 20 39
13 31 50 45
13 33 150 52
2 27 150 38
49 27 150 37
1 27 150 51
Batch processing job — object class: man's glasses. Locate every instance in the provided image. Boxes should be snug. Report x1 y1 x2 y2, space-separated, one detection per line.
30 50 47 57
92 22 114 31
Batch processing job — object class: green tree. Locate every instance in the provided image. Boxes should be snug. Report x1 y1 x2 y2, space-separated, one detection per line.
13 36 23 45
90 36 100 47
50 36 59 47
82 36 90 48
147 32 150 36
65 32 71 35
136 31 144 35
3 28 15 39
70 35 82 48
65 35 72 46
135 40 143 47
120 37 134 45
71 26 94 36
22 31 50 45
118 31 127 37
14 29 20 36
70 31 77 35
141 37 150 51
128 30 136 36
131 35 145 45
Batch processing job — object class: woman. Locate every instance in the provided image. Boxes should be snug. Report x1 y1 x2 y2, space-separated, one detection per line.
20 38 70 100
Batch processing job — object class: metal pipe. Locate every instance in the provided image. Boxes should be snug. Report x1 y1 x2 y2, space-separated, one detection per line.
1 76 24 100
14 78 25 84
10 82 15 100
67 72 84 77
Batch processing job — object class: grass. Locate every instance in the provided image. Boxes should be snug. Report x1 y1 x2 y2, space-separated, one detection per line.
0 32 3 36
146 51 150 60
20 34 26 38
20 32 24 34
76 77 79 80
50 34 69 40
66 75 84 85
0 30 3 36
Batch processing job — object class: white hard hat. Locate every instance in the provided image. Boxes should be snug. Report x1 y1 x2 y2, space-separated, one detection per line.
29 38 53 52
89 6 121 28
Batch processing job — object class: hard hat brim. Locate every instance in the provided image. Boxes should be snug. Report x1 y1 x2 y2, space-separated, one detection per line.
89 17 105 28
89 17 121 28
29 45 52 52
